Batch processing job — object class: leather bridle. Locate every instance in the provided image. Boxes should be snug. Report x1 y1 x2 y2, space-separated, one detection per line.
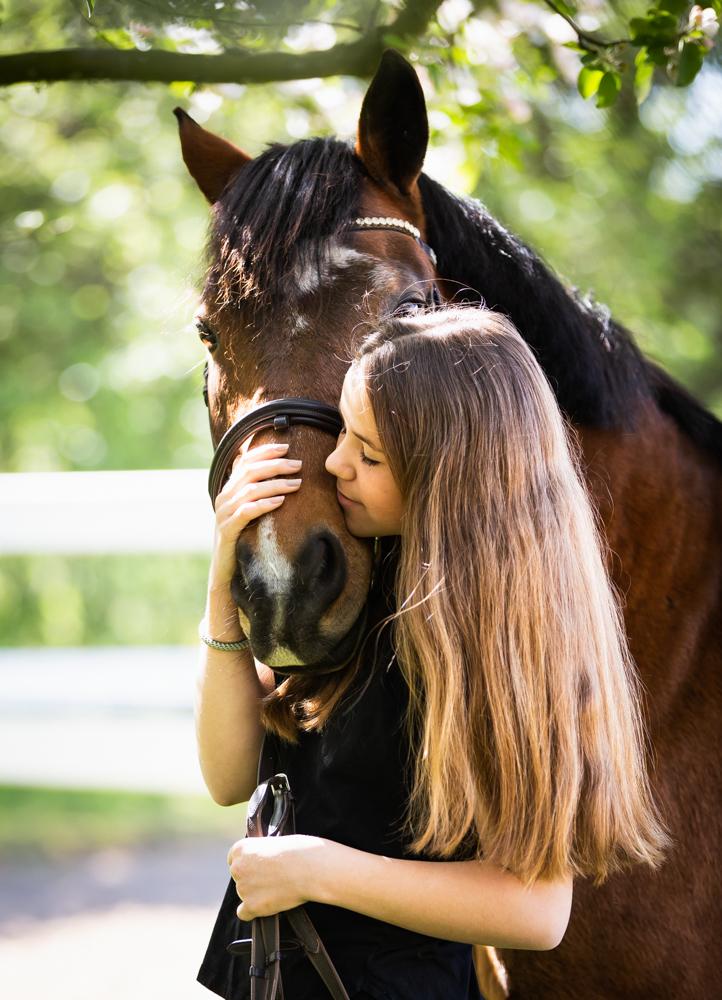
198 217 434 676
201 216 438 508
207 397 342 507
196 217 436 673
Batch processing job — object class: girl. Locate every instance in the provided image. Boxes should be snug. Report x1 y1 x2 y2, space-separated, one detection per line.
195 306 669 1000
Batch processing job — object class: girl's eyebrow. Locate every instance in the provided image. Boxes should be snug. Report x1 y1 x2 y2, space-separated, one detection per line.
338 398 383 451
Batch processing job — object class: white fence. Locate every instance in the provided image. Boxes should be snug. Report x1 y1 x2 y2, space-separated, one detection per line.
0 469 214 553
0 469 215 793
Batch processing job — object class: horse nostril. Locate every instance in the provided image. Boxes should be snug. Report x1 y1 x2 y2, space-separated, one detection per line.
297 530 346 610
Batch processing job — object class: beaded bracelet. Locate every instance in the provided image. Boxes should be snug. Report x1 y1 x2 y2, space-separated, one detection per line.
198 622 251 653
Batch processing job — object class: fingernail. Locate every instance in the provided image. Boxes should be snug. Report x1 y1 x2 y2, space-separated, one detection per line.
289 459 303 467
271 496 285 504
274 443 289 450
288 478 302 485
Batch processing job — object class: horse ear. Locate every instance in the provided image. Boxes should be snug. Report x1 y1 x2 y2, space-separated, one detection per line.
356 49 428 196
173 107 251 204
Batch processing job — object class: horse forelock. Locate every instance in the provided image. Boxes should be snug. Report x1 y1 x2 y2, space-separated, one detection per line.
206 136 365 323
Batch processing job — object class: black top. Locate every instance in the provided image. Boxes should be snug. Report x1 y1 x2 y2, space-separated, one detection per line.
197 553 484 1000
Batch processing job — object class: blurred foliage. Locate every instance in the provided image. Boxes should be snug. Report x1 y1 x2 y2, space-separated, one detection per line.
0 555 209 646
1 2 719 107
0 784 246 859
0 0 720 647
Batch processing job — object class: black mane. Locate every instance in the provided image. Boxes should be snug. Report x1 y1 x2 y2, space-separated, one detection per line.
209 137 363 320
207 135 722 462
418 173 722 461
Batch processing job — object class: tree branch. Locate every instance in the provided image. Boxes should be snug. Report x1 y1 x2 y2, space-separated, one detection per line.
0 0 445 87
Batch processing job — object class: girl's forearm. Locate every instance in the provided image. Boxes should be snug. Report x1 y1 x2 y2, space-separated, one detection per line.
195 585 273 806
309 840 572 951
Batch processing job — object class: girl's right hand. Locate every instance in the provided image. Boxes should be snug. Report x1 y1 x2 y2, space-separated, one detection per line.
209 442 303 588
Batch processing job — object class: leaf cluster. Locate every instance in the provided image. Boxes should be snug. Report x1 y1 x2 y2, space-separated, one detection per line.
557 0 721 107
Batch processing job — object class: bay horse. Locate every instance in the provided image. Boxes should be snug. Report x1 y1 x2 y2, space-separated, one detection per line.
176 49 722 1000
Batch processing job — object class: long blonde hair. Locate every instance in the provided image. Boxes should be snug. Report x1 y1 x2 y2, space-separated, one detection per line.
349 305 670 886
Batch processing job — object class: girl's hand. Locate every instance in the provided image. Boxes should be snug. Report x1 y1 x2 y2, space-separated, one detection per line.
209 442 303 587
227 834 327 920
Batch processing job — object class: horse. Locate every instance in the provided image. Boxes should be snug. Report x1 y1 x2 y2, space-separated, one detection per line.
176 49 722 1000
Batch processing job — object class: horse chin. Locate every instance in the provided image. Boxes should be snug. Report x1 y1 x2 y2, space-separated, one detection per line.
263 602 370 674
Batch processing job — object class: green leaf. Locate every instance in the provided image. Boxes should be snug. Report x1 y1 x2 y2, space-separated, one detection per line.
656 0 688 15
562 41 586 53
97 28 135 50
85 0 95 14
634 58 655 104
647 43 670 66
552 1 577 16
578 66 604 98
382 32 412 51
676 41 704 86
629 11 678 44
596 71 621 108
169 81 196 98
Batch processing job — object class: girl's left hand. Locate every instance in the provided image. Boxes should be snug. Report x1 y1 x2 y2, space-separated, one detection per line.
227 834 327 920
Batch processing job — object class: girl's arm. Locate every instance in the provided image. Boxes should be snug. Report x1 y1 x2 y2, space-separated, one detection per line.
195 585 273 806
195 441 303 806
312 840 573 950
228 834 572 951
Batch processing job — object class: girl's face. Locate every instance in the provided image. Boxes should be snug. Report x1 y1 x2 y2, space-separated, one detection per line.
325 365 404 537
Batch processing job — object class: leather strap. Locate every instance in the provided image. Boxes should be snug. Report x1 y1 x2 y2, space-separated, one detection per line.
228 735 351 1000
208 397 342 506
285 907 351 999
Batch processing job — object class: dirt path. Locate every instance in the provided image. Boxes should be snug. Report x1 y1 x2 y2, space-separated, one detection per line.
0 838 234 999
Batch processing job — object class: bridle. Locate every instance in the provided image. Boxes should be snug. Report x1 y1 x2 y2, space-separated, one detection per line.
197 217 436 673
207 397 342 507
201 216 438 507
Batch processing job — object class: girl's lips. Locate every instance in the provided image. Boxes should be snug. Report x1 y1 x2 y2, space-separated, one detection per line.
337 489 360 508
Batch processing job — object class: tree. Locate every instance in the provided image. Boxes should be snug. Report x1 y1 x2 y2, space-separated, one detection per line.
1 1 719 109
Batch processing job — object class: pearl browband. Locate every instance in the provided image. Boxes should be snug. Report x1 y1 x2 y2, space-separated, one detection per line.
351 216 437 267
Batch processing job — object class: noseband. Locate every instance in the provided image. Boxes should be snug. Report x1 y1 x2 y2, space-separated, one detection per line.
208 397 342 506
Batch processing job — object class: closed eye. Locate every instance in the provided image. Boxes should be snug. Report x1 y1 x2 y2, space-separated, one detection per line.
339 425 381 467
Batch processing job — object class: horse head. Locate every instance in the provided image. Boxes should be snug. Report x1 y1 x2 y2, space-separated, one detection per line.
176 51 440 671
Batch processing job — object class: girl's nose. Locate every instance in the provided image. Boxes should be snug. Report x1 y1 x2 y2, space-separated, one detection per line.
325 445 341 477
325 441 350 480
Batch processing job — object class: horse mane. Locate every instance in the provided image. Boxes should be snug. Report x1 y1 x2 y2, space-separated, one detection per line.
209 136 364 321
208 135 722 462
418 173 722 463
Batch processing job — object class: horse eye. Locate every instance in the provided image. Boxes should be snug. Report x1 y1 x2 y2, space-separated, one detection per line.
195 318 219 351
394 298 426 317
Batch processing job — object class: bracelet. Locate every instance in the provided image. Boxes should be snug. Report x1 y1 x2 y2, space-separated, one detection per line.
198 622 251 653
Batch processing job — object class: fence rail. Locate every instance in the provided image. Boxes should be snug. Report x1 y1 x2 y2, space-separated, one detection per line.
1 470 215 792
0 469 214 554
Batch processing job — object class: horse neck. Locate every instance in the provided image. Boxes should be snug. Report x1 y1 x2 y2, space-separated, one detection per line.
420 178 722 722
577 399 722 730
420 175 650 428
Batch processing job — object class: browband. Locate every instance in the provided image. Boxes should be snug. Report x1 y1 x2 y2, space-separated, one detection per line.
350 216 437 267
